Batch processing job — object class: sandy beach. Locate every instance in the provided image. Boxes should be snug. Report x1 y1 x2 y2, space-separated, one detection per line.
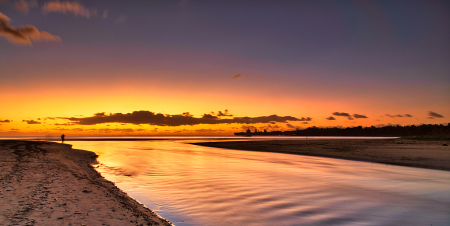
0 140 171 226
192 138 450 171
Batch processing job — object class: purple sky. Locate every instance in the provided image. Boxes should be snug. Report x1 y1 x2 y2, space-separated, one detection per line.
0 0 449 135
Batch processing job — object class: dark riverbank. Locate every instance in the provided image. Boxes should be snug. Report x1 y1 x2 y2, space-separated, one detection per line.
192 139 450 171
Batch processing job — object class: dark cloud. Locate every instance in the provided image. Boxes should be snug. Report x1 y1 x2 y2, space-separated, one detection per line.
0 12 61 45
0 119 11 123
333 112 367 120
428 111 444 118
302 122 309 124
332 112 353 120
94 112 107 117
217 109 233 117
333 112 351 117
22 119 41 124
65 110 305 126
386 114 413 118
326 116 335 120
286 124 295 128
353 114 368 119
201 114 217 119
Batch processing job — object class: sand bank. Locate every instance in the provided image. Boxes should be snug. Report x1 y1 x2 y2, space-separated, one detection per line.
192 139 450 171
0 140 171 226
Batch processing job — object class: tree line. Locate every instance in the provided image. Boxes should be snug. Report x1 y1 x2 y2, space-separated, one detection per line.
234 123 450 137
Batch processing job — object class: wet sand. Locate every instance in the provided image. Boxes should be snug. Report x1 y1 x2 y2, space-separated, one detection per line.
192 139 450 171
0 140 171 226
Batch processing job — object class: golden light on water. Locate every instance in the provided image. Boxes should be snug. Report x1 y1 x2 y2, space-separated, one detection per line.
69 140 450 225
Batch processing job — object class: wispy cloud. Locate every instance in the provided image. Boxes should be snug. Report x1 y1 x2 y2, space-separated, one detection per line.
232 74 247 79
43 1 93 18
15 0 28 14
96 128 135 133
195 129 226 133
14 0 37 14
54 123 73 126
0 12 61 45
428 111 444 119
65 110 306 126
116 15 126 24
385 114 413 118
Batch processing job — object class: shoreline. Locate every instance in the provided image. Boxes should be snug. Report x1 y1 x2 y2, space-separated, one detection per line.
191 139 450 171
0 140 171 226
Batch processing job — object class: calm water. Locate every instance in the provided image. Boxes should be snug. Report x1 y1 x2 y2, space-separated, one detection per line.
69 139 450 226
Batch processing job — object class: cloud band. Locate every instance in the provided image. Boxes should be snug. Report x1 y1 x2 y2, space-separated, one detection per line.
65 110 306 126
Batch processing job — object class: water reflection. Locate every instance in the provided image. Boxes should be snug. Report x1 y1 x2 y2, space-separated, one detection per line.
70 140 450 226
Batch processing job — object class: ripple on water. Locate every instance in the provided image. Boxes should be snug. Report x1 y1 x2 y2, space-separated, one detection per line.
70 140 450 226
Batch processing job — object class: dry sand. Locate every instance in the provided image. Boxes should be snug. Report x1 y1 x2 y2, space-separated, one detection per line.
192 138 450 171
0 140 171 226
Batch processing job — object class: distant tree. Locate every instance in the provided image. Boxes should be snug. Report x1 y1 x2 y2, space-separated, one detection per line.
235 123 450 137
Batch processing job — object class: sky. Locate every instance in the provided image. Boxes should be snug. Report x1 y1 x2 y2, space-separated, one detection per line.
0 0 449 136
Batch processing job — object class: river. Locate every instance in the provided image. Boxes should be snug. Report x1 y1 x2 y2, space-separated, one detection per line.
70 138 450 226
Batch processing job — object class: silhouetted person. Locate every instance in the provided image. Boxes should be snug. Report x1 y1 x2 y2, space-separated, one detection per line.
61 134 65 143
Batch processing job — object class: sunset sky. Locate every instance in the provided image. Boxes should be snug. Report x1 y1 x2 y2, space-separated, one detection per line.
1 0 449 136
